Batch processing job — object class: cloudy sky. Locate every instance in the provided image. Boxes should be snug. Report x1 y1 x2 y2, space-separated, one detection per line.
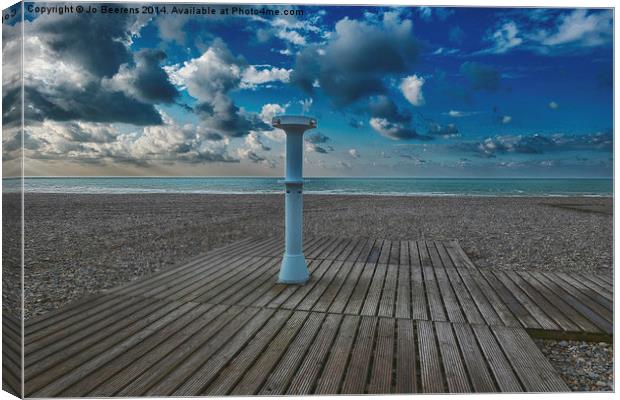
2 4 613 177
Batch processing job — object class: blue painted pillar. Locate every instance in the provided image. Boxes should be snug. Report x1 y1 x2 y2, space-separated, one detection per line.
272 116 317 284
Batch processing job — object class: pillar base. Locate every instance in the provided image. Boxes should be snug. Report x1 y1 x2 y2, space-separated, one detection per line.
278 254 309 284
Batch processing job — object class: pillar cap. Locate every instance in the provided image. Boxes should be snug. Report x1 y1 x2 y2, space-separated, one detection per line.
272 115 317 131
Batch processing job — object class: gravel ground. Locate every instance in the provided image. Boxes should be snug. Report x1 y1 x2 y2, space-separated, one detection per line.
8 193 613 392
535 339 614 391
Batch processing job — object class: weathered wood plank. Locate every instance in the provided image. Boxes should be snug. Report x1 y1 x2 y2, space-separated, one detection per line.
409 241 428 320
361 263 387 316
452 323 496 392
343 263 376 315
116 305 246 396
395 258 411 319
417 320 445 393
258 312 326 395
312 261 356 313
203 310 293 396
367 318 395 394
286 313 342 395
172 308 277 396
314 315 359 395
435 321 471 393
471 324 522 392
396 319 416 393
377 264 398 317
419 242 447 321
90 304 230 396
230 311 309 395
492 326 569 392
341 316 377 394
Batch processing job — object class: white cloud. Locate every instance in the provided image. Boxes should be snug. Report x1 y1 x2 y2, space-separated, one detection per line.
538 9 612 48
399 75 425 106
483 21 523 54
348 148 360 158
299 98 313 113
240 65 291 89
501 115 512 124
165 40 243 103
276 29 306 46
260 103 288 124
549 101 559 109
446 110 479 118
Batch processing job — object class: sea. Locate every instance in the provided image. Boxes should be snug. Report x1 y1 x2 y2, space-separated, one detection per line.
3 177 613 197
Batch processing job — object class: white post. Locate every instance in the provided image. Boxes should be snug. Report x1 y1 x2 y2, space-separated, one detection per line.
272 115 317 284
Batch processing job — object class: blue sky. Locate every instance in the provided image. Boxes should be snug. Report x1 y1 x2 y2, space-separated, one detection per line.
2 4 613 177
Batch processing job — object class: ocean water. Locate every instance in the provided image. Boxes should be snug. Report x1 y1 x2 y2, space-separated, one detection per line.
7 177 613 197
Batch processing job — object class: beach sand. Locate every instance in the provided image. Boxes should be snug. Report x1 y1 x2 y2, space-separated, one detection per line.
21 193 612 319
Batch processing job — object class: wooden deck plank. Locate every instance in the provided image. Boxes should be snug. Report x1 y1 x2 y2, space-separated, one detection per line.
343 263 376 315
172 308 277 396
312 261 356 313
144 306 263 396
573 273 613 296
535 272 613 331
420 243 447 321
395 258 412 319
435 321 471 393
409 241 428 320
377 240 392 265
399 240 410 266
25 299 165 384
280 259 336 310
365 240 384 264
286 313 343 395
89 304 230 396
117 305 246 396
492 326 569 392
396 319 416 393
388 240 400 266
326 261 365 314
203 309 293 396
361 263 387 316
503 271 579 332
340 316 377 394
552 272 613 310
297 260 346 311
452 323 496 393
436 242 485 324
314 315 360 395
428 243 466 323
367 318 395 394
377 264 398 317
479 270 541 329
257 312 326 395
471 324 522 392
417 320 445 393
517 272 603 333
60 303 214 397
230 311 309 395
30 301 195 397
582 274 613 292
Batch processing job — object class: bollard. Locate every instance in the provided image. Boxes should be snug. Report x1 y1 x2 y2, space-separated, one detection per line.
272 115 317 284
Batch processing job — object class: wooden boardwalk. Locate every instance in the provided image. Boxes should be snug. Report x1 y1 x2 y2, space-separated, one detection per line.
21 236 614 395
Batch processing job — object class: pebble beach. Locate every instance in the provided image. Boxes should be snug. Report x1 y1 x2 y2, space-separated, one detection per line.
15 192 614 391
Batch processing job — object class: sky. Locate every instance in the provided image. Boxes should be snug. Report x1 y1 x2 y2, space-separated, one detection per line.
1 3 614 177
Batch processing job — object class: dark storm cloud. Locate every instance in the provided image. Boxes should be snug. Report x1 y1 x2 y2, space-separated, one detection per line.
428 122 459 137
30 10 135 78
291 13 419 107
305 132 330 144
368 96 411 123
24 84 164 125
195 99 271 138
110 49 179 104
16 10 174 126
460 62 501 91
